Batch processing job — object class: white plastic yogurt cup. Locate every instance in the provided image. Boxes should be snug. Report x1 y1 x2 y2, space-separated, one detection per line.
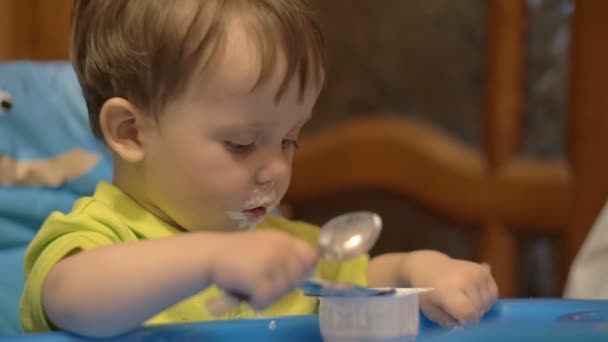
319 288 432 342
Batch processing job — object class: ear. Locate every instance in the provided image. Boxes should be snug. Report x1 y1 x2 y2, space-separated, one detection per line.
99 98 149 163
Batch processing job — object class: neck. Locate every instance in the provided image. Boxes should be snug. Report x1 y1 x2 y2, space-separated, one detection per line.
112 158 186 232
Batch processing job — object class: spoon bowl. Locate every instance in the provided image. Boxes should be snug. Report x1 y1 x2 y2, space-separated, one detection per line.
318 211 382 260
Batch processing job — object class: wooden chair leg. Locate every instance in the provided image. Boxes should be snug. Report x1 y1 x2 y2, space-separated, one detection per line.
480 223 516 298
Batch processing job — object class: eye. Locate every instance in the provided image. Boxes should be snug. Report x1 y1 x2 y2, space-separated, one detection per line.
1 99 12 110
224 141 255 154
282 139 299 150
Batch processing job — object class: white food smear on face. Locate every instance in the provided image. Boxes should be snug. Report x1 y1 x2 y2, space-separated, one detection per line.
226 211 258 230
226 187 278 230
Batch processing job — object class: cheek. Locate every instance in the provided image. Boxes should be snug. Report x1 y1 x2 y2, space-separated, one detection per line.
151 139 248 196
199 161 250 194
276 162 293 200
186 151 251 197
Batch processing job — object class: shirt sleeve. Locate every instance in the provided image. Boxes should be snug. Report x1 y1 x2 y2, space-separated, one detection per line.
20 208 134 332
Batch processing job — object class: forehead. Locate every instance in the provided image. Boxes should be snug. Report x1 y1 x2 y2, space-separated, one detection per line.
203 17 273 97
187 15 323 104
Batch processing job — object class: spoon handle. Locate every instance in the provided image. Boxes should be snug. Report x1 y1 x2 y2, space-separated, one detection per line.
205 279 333 317
205 278 395 317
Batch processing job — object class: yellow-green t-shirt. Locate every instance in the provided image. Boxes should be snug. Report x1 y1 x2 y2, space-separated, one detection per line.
20 182 369 332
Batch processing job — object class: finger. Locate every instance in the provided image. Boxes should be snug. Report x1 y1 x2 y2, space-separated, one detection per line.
420 299 458 326
270 261 291 294
480 262 498 312
433 289 479 324
286 253 306 285
475 281 493 317
249 261 288 310
484 278 499 311
462 268 494 318
293 240 318 269
467 274 489 317
476 272 498 314
251 277 281 310
206 294 242 317
273 252 306 290
267 255 307 303
488 277 499 300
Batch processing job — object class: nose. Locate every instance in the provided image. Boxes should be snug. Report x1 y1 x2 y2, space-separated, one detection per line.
255 148 290 185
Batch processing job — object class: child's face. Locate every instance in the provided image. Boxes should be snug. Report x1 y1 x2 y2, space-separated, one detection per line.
137 20 321 231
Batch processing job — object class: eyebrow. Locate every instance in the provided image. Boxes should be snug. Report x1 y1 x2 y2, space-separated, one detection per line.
220 112 312 130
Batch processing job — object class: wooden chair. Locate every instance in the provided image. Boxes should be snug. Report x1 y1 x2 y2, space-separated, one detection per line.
0 0 72 61
285 0 608 298
2 0 607 298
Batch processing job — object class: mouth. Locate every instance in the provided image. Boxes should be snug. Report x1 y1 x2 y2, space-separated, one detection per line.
242 206 268 221
226 201 278 230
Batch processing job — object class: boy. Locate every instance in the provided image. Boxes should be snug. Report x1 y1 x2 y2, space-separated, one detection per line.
21 0 497 337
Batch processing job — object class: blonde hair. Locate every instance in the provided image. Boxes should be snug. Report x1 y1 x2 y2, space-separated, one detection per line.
71 0 326 139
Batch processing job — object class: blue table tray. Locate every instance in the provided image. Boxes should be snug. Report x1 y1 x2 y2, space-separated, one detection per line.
3 299 608 341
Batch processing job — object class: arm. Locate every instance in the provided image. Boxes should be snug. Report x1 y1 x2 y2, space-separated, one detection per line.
43 230 317 337
368 250 498 326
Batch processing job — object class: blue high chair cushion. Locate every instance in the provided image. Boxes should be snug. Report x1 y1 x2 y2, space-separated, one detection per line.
0 61 112 336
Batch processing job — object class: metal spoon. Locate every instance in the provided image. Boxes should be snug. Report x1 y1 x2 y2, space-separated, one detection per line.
206 211 383 316
316 210 382 260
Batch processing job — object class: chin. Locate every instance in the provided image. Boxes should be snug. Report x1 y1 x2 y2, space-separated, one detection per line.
226 211 265 230
178 216 236 232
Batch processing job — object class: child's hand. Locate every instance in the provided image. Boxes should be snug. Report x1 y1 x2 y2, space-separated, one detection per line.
208 229 318 310
407 252 498 326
